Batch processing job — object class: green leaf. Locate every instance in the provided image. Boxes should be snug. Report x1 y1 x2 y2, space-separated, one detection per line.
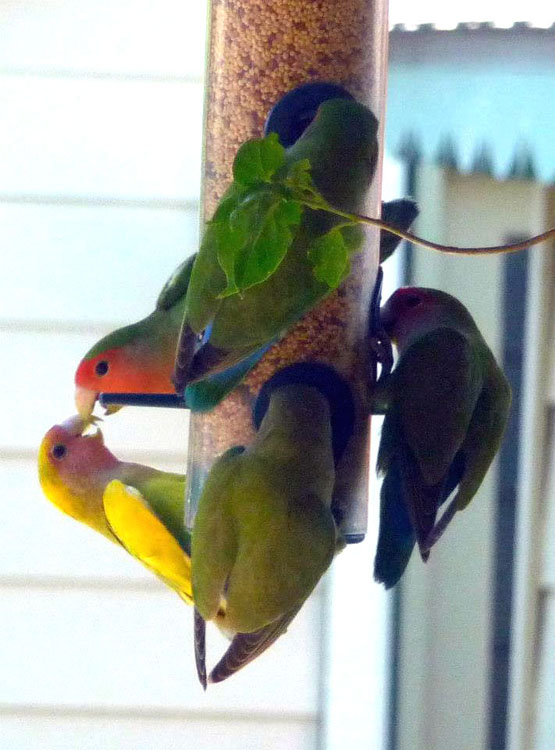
233 133 285 186
307 227 352 289
213 130 367 298
237 197 302 291
285 158 313 189
210 184 245 222
213 217 248 298
215 191 302 298
208 199 250 299
284 157 330 207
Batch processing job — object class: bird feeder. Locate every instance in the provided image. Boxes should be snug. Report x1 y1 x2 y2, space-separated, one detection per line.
185 0 388 542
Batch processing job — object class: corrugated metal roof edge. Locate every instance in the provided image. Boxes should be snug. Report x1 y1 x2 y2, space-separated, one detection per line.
390 21 555 33
393 131 547 183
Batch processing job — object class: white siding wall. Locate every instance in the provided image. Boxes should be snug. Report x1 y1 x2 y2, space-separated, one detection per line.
0 3 327 747
522 190 555 750
322 156 405 750
396 167 552 750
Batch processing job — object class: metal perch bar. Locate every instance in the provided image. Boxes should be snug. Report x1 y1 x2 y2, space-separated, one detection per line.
99 393 186 409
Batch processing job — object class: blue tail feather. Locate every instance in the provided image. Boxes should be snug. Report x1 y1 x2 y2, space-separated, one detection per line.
374 457 416 589
185 343 272 412
374 449 466 588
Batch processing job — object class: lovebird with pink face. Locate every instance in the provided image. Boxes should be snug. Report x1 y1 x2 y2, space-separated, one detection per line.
38 415 193 602
74 255 195 420
372 287 511 588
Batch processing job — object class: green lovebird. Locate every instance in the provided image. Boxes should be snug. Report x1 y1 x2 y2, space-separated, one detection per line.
73 251 273 416
191 383 337 686
74 255 196 419
173 97 379 392
38 415 194 603
372 287 511 588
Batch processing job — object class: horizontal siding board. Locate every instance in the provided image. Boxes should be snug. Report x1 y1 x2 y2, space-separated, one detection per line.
0 0 206 78
0 714 315 750
0 77 203 200
323 491 390 749
0 202 198 324
0 587 321 713
1 330 190 454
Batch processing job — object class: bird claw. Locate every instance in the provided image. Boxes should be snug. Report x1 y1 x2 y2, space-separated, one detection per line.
421 497 459 555
369 266 394 380
369 331 394 379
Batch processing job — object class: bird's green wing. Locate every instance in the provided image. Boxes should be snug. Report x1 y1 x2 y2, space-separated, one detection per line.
378 328 483 554
224 480 336 633
455 359 511 510
395 328 484 485
192 446 245 623
128 467 188 551
156 253 197 311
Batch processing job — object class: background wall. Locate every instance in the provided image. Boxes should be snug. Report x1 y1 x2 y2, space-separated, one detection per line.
0 3 392 748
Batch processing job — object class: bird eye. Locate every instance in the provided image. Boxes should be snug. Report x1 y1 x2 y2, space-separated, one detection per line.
95 360 109 376
51 444 67 460
405 294 422 308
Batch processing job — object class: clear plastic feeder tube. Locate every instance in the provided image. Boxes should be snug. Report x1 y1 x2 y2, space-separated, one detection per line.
186 0 388 542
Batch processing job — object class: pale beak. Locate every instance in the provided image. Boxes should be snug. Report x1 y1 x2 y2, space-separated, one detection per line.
59 414 87 436
59 413 103 439
75 386 98 420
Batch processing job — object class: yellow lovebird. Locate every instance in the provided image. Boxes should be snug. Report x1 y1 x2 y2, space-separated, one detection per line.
38 415 193 604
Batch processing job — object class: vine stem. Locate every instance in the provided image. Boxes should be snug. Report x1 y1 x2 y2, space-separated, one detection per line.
302 199 555 256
